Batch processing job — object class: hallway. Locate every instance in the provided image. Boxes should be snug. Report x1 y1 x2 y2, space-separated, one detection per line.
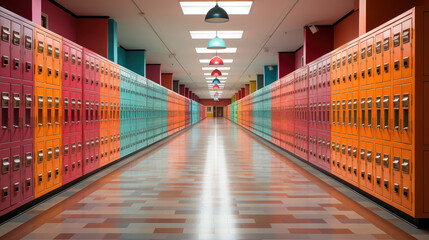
0 119 427 240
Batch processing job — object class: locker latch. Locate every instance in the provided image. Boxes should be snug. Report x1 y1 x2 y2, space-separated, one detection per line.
367 173 371 181
2 187 8 198
64 52 69 62
393 33 400 47
47 96 52 108
402 158 409 174
376 177 381 185
1 26 10 42
25 36 32 49
376 65 381 75
403 57 409 68
72 162 75 170
383 154 389 167
360 149 365 160
47 67 52 76
38 150 43 163
25 152 32 166
48 171 52 179
55 147 60 158
26 62 31 72
383 38 389 51
64 145 69 156
38 95 43 108
402 29 410 44
55 48 60 59
383 179 389 189
38 65 42 74
65 165 68 172
14 182 19 192
2 92 9 108
55 97 60 109
13 155 20 170
78 142 82 151
13 58 19 69
47 45 52 56
393 156 400 171
2 56 8 66
394 60 399 70
38 174 42 182
72 143 76 154
38 41 44 53
55 168 59 176
367 150 372 162
403 187 409 197
26 178 31 187
384 63 389 73
13 93 20 108
367 68 371 77
47 148 53 160
2 158 9 174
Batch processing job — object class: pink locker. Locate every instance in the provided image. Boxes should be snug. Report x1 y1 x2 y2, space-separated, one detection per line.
10 83 20 142
83 133 91 175
22 85 33 141
72 136 83 180
62 135 71 183
10 145 21 206
22 143 33 201
0 81 11 143
0 147 11 211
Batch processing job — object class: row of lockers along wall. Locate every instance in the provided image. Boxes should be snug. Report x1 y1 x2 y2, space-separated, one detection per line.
0 6 206 216
225 7 429 219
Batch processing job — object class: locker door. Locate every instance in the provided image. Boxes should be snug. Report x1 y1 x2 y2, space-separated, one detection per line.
22 85 33 140
10 21 21 79
75 137 82 179
374 32 383 84
391 84 412 144
0 82 11 143
346 46 353 89
75 93 82 132
53 138 61 187
360 40 367 86
331 54 337 92
401 148 412 210
351 139 359 184
341 50 347 87
10 146 21 206
346 140 353 180
351 92 358 136
83 54 90 90
94 58 100 92
340 140 347 178
62 43 70 88
76 48 82 89
69 46 76 89
99 61 105 93
392 23 402 81
382 29 392 83
22 25 33 82
45 36 54 85
382 145 391 200
45 88 53 137
401 19 412 79
366 142 374 192
392 147 402 205
352 44 359 88
34 140 44 196
366 37 374 85
0 147 11 211
359 142 367 188
22 143 33 200
53 89 61 136
0 16 11 78
45 139 54 190
62 136 70 183
35 31 44 84
52 38 61 87
63 91 70 133
374 144 383 196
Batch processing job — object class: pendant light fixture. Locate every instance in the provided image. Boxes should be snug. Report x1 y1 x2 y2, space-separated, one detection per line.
207 36 226 49
214 92 219 97
212 78 221 84
213 84 220 89
211 69 222 76
205 1 229 23
209 56 224 65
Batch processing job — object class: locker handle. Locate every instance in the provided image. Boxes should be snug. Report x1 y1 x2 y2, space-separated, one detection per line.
394 60 399 70
403 57 409 68
13 58 19 69
376 65 381 75
384 63 389 73
38 65 42 74
25 153 32 166
26 178 31 187
26 62 31 72
2 56 9 66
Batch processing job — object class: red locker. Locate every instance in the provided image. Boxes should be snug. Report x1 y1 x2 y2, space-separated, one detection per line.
10 146 21 206
22 143 33 201
0 147 11 211
22 85 33 141
0 82 11 143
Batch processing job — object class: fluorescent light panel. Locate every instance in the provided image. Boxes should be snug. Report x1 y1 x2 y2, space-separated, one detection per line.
206 77 227 80
199 59 233 64
196 48 237 53
180 2 252 15
202 67 230 71
190 31 244 39
204 72 228 76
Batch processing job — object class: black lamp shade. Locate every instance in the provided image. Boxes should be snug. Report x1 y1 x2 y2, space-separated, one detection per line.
205 4 229 23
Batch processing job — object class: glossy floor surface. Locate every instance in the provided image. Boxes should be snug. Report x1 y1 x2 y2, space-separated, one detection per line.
0 118 429 240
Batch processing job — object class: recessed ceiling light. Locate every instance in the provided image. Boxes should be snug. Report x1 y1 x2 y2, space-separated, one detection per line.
180 1 252 15
205 72 228 76
196 48 237 53
202 67 230 71
200 59 233 64
190 31 244 39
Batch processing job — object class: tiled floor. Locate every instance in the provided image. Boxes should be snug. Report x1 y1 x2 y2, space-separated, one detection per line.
1 118 429 240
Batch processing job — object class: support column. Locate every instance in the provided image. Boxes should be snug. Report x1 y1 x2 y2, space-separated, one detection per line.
179 84 185 96
232 95 236 103
2 0 41 25
303 26 333 64
76 17 110 58
250 81 257 93
235 93 239 101
161 73 173 90
185 88 189 98
108 19 118 63
241 88 245 98
124 50 146 77
173 80 179 93
264 65 278 86
245 84 250 96
146 64 161 84
257 74 264 90
278 52 295 79
189 91 193 100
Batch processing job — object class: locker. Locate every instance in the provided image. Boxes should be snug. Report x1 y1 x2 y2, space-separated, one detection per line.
0 16 11 78
0 82 11 143
364 37 375 86
62 136 71 183
22 143 33 201
45 139 54 190
374 87 390 141
0 147 11 211
359 89 374 139
22 25 34 82
382 28 392 83
9 21 21 80
34 140 44 196
62 43 70 88
365 142 374 192
22 85 33 141
52 36 62 87
10 146 21 206
399 18 412 79
374 31 383 84
391 84 412 145
400 148 412 210
382 144 391 200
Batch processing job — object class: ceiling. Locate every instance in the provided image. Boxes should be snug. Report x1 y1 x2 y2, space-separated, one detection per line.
55 0 354 99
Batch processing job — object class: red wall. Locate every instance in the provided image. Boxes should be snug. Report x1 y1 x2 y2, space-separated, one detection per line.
1 0 41 24
146 64 161 84
199 99 231 107
334 11 359 49
76 18 109 58
42 0 77 41
304 26 333 64
161 73 173 90
278 52 295 78
295 47 303 70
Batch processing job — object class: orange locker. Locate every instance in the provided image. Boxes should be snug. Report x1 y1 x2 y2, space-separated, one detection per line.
391 83 412 145
382 28 392 83
392 147 412 210
359 89 374 139
374 86 391 141
374 31 383 84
